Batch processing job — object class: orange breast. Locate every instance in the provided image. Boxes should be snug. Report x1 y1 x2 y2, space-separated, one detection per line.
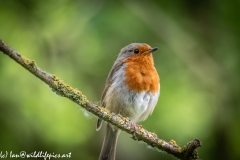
123 54 159 93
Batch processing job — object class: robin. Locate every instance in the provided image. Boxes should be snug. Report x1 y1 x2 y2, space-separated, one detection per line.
97 43 160 160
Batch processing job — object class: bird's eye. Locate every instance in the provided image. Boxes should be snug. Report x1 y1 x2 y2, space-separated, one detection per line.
134 49 139 54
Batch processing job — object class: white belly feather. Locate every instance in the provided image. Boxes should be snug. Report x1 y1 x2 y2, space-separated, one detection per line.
104 64 160 122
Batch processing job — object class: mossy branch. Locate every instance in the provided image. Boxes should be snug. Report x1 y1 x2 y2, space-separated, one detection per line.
0 39 201 160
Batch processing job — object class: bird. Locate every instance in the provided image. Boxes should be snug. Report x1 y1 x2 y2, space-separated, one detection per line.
97 43 160 160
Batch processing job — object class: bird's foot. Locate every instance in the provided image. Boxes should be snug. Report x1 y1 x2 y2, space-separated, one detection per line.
130 122 142 140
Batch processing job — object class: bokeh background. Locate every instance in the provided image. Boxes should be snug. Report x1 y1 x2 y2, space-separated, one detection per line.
0 0 240 159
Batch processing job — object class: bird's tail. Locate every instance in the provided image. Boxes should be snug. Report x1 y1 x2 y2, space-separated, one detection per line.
99 124 120 160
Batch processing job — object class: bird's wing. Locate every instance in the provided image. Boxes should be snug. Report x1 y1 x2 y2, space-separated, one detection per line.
96 61 124 130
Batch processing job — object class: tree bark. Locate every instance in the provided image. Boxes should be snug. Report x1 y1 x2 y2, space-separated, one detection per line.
0 39 201 160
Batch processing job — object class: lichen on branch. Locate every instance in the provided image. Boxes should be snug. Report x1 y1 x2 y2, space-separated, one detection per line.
0 39 201 160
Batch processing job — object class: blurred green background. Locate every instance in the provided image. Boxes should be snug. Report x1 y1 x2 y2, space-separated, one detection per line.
0 0 240 159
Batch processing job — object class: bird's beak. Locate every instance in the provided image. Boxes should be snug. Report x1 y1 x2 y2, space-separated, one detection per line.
148 47 158 53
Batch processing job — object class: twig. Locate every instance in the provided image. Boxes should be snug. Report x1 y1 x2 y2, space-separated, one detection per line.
0 39 201 160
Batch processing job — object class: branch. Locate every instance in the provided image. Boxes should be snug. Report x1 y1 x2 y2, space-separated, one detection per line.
0 39 201 160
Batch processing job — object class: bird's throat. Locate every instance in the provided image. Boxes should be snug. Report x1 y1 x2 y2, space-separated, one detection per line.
123 54 159 93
